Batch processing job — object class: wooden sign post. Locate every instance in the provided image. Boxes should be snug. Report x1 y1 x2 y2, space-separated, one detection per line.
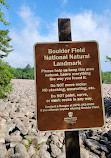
58 18 80 158
34 18 105 158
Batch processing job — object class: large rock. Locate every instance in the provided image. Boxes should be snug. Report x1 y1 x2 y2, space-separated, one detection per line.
51 144 61 157
10 153 22 158
51 135 59 144
56 152 66 158
0 121 10 138
33 149 51 158
8 94 20 103
80 147 99 158
28 145 35 157
10 112 24 119
0 110 9 119
0 138 5 144
5 134 22 143
0 144 8 158
33 136 48 145
16 119 29 135
0 100 6 111
108 130 111 138
8 148 14 158
39 144 49 151
85 139 101 150
15 143 29 158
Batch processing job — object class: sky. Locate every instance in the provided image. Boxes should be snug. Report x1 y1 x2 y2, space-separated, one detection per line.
1 0 111 72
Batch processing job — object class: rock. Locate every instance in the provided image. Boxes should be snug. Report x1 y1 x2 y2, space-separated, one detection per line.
45 132 51 138
22 139 29 146
5 135 22 143
8 95 20 103
11 130 21 136
51 144 61 157
29 128 37 135
1 80 111 158
0 100 5 109
55 132 64 139
79 131 87 142
39 143 48 150
16 120 29 135
108 130 111 138
80 147 99 158
8 148 14 158
85 139 101 150
0 110 9 119
8 123 15 133
51 135 59 144
90 136 100 141
0 121 9 138
61 145 65 152
0 144 8 158
79 137 83 147
38 149 51 158
100 152 106 158
56 152 66 158
20 107 34 118
10 153 22 158
107 153 111 158
28 145 35 157
56 141 63 148
10 113 24 119
24 135 37 140
15 143 29 158
87 130 94 137
10 142 18 148
0 138 5 144
59 137 64 144
31 138 38 147
107 143 111 151
100 144 108 153
31 153 39 158
34 136 48 145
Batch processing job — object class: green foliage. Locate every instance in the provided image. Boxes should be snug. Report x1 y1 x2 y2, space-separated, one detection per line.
0 59 13 98
106 56 111 62
46 138 51 145
102 71 111 84
27 138 34 145
0 30 13 58
0 0 13 58
0 0 10 25
8 64 34 80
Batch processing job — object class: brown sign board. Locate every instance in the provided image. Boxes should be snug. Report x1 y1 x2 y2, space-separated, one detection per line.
34 41 105 131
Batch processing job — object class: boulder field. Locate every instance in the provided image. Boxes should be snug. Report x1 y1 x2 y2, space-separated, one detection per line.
0 79 111 158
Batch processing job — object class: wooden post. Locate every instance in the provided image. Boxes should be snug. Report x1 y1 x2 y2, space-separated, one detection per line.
58 18 80 158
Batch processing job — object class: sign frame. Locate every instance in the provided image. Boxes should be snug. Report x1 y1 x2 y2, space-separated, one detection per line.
34 41 105 132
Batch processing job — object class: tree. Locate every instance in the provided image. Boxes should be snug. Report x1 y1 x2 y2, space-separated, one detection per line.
0 59 13 98
8 64 34 80
0 0 13 58
0 1 13 98
23 64 31 73
106 56 111 62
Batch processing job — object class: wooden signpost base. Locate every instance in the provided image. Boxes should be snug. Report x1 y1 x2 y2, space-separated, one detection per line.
58 18 80 158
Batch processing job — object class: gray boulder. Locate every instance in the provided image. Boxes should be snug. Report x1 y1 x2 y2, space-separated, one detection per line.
0 121 9 138
51 144 61 157
80 147 99 158
0 144 8 158
10 153 22 158
15 143 29 158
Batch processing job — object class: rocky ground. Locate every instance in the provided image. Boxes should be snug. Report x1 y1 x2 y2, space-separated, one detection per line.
0 79 111 158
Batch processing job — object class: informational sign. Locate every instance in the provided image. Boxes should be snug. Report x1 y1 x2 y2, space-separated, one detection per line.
34 41 105 131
